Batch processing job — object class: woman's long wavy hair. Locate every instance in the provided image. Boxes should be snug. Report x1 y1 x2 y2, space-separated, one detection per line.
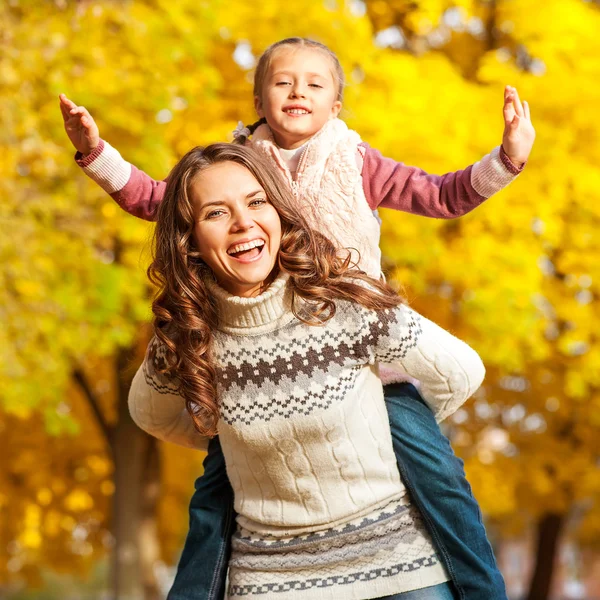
149 143 403 437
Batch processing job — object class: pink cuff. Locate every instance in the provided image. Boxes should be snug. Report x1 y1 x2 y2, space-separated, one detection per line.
75 139 105 167
499 145 526 175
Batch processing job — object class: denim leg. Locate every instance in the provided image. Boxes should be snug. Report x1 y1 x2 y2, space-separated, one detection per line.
384 383 507 600
375 581 456 599
167 436 236 600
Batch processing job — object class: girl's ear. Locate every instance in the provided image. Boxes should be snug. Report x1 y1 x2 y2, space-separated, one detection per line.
329 100 342 119
254 95 265 119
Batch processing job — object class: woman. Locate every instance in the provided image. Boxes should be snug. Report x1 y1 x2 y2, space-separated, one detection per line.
129 143 485 600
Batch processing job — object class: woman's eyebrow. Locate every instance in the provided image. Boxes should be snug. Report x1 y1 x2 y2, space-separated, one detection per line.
246 189 264 198
200 200 226 210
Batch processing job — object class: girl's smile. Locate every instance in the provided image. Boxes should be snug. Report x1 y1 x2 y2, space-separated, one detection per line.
254 47 342 150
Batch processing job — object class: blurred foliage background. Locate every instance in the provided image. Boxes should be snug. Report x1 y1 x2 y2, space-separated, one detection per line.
1 0 599 598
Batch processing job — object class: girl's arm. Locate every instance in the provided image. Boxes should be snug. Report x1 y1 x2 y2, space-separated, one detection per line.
128 341 208 450
366 304 485 422
60 94 165 222
361 86 535 218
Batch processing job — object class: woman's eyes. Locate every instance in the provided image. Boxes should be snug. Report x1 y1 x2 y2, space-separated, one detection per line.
249 198 267 208
204 199 266 219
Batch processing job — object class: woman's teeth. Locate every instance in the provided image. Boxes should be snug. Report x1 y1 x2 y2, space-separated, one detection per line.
228 239 265 256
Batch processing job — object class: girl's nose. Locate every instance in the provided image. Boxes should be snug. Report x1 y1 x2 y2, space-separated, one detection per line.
290 83 306 98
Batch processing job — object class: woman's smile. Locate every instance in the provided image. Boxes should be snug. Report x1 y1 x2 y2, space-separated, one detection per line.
226 237 266 262
191 161 282 297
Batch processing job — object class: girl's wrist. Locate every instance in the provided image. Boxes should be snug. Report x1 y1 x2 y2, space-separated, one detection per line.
500 145 526 173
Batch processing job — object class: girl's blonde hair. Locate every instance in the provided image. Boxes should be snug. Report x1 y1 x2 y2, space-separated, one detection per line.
149 143 403 438
236 37 345 145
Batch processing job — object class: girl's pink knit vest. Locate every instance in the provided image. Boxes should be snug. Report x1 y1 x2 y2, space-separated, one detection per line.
250 119 383 279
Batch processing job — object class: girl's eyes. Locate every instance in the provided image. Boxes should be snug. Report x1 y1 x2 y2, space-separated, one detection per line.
275 81 322 88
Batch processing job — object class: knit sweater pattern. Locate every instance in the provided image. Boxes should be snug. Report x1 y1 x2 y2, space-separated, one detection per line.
251 120 383 278
129 275 486 599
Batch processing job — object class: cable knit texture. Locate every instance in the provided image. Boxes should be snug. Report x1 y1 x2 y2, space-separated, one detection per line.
252 119 384 278
128 275 485 599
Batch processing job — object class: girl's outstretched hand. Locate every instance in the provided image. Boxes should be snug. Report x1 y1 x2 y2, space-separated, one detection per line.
502 85 535 167
59 93 100 156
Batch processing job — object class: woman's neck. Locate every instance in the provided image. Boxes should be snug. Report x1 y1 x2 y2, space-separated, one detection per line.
206 272 293 334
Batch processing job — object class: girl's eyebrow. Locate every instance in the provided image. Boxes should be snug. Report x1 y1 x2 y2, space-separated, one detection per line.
271 70 327 79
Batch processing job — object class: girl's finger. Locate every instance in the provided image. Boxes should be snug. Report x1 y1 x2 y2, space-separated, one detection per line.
59 101 71 121
523 100 531 120
503 92 515 120
511 114 521 129
511 86 525 117
59 93 77 110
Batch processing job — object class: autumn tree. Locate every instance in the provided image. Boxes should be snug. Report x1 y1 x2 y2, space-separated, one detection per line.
361 0 600 597
2 1 599 599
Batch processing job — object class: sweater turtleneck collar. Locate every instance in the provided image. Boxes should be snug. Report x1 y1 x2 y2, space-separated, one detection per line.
206 272 295 334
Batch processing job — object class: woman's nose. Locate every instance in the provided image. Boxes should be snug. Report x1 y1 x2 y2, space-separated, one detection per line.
231 209 254 231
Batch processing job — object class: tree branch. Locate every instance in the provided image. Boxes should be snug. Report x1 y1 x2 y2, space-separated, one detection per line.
73 368 114 455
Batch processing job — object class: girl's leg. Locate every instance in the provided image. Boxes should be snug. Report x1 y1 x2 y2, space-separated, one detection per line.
384 382 508 600
167 436 236 600
375 581 456 599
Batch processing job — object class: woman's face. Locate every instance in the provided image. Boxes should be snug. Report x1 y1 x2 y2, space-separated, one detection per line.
191 161 282 298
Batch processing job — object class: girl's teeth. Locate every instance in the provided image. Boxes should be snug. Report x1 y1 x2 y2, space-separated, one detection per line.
287 109 309 115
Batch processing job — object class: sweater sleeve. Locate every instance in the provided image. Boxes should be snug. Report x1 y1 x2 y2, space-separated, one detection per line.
360 142 524 218
75 139 166 222
367 304 485 422
128 343 208 450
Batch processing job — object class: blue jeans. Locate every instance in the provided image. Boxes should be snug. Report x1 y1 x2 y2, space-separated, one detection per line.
375 581 455 599
167 383 507 600
385 383 507 600
166 436 235 600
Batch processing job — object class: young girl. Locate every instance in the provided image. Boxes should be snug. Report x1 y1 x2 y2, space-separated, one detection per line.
60 37 535 600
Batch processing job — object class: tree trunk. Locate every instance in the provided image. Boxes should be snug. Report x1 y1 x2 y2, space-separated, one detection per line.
526 513 565 600
110 346 159 600
139 436 162 600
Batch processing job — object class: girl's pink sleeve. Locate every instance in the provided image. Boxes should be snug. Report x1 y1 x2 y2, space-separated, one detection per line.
75 139 166 222
360 142 524 218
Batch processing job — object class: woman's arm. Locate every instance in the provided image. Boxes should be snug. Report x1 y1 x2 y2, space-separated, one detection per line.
367 304 485 422
128 345 208 450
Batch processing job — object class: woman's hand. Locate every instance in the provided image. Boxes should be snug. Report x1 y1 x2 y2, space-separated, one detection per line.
59 93 100 156
501 85 535 167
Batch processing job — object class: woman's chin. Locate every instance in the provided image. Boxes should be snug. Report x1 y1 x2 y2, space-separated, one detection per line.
222 266 279 298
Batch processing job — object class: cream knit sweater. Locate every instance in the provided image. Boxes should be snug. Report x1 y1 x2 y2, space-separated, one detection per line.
129 275 485 599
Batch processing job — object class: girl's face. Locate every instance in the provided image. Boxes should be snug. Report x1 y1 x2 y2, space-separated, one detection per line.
255 47 342 150
191 161 282 298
